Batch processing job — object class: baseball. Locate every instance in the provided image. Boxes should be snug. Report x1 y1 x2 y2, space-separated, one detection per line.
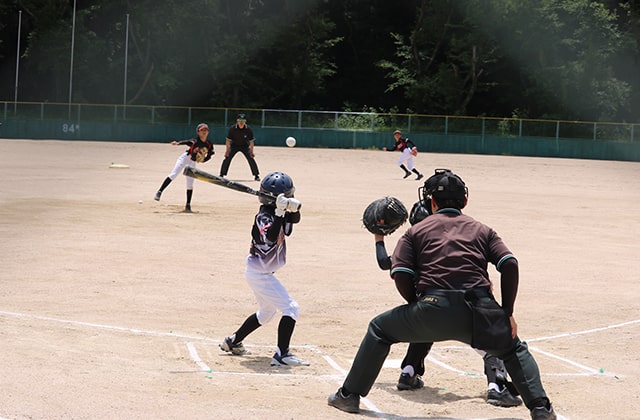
286 136 296 147
138 200 143 204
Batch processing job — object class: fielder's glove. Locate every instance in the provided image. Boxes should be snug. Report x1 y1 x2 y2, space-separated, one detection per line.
362 196 408 236
192 147 209 163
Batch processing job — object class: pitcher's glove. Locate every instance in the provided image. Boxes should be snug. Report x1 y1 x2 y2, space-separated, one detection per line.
362 196 408 236
192 147 209 163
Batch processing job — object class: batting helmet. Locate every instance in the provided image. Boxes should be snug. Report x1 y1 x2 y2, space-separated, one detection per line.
259 171 295 205
419 168 468 210
409 198 432 225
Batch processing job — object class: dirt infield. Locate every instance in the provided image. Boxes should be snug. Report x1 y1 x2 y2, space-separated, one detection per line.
1 139 639 420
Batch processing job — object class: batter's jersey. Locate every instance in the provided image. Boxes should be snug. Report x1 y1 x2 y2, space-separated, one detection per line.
247 205 300 273
391 208 515 291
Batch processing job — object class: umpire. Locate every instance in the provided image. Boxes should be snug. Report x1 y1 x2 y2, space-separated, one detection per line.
219 113 261 181
328 169 556 420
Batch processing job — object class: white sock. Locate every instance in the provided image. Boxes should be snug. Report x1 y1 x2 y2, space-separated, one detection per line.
487 382 501 392
402 365 415 376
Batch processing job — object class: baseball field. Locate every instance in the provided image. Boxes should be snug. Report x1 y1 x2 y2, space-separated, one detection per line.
1 139 639 419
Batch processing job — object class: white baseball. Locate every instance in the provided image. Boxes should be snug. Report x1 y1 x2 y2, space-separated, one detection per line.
138 200 143 204
286 136 296 147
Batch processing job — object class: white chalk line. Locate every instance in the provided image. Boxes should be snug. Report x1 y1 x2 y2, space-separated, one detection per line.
2 309 632 419
186 342 211 372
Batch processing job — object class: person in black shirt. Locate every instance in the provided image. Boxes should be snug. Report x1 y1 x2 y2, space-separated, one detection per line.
219 114 261 181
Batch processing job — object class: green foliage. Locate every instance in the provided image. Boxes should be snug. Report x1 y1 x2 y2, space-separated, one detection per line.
0 0 638 123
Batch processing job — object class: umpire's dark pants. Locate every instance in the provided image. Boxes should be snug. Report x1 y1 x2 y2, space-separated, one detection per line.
219 145 260 177
342 289 549 410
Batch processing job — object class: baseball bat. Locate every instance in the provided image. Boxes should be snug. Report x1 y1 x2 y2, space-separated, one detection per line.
183 167 275 200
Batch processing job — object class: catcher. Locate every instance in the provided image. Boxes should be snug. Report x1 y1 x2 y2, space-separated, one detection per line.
364 197 522 408
153 122 214 212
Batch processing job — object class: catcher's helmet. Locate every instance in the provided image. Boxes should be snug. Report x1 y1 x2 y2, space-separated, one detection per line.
419 168 468 210
409 198 432 225
259 171 295 205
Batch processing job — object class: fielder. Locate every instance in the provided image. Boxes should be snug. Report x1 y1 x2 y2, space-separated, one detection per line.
153 123 214 212
219 171 309 366
383 129 424 180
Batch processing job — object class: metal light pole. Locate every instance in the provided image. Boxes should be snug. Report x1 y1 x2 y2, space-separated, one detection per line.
68 0 77 119
123 13 130 120
14 10 22 115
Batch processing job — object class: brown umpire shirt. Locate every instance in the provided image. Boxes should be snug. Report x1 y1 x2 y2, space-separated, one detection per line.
391 208 516 293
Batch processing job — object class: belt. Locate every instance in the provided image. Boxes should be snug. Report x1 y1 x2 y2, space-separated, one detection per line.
417 287 492 299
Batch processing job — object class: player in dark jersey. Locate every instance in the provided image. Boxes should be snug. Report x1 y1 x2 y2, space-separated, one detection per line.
374 199 522 407
219 172 309 367
153 123 214 212
384 130 424 180
219 113 261 181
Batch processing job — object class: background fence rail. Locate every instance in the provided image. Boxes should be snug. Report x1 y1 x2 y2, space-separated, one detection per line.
2 101 638 143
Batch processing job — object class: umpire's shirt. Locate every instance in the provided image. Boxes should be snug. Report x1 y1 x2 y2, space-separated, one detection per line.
226 124 255 147
391 208 517 316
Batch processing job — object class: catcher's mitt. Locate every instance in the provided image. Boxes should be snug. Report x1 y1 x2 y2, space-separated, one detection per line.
362 196 408 236
410 147 418 156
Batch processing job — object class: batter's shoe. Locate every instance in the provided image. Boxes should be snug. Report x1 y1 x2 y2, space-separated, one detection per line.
487 387 523 407
328 388 360 413
154 190 162 201
270 352 310 366
530 402 556 420
416 173 424 181
403 172 411 179
219 337 248 355
254 175 260 181
184 204 192 213
396 372 424 390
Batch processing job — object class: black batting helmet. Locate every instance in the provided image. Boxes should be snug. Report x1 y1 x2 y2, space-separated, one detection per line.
419 168 468 210
409 198 432 225
259 171 295 205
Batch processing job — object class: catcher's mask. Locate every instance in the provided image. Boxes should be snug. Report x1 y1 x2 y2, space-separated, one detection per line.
259 171 295 205
409 198 432 225
419 168 468 210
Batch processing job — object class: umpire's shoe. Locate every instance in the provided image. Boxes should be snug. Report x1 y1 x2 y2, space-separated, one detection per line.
487 387 522 407
328 388 360 413
396 372 424 390
530 401 557 420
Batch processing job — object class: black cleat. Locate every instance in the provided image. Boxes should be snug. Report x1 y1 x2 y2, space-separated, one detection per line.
487 388 523 407
396 372 424 390
530 402 557 420
328 388 360 413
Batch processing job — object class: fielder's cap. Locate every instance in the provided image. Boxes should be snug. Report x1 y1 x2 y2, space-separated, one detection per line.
394 130 402 135
424 168 468 202
236 113 247 121
196 123 209 131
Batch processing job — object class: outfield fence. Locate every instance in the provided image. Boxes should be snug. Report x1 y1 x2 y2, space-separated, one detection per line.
2 101 638 143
